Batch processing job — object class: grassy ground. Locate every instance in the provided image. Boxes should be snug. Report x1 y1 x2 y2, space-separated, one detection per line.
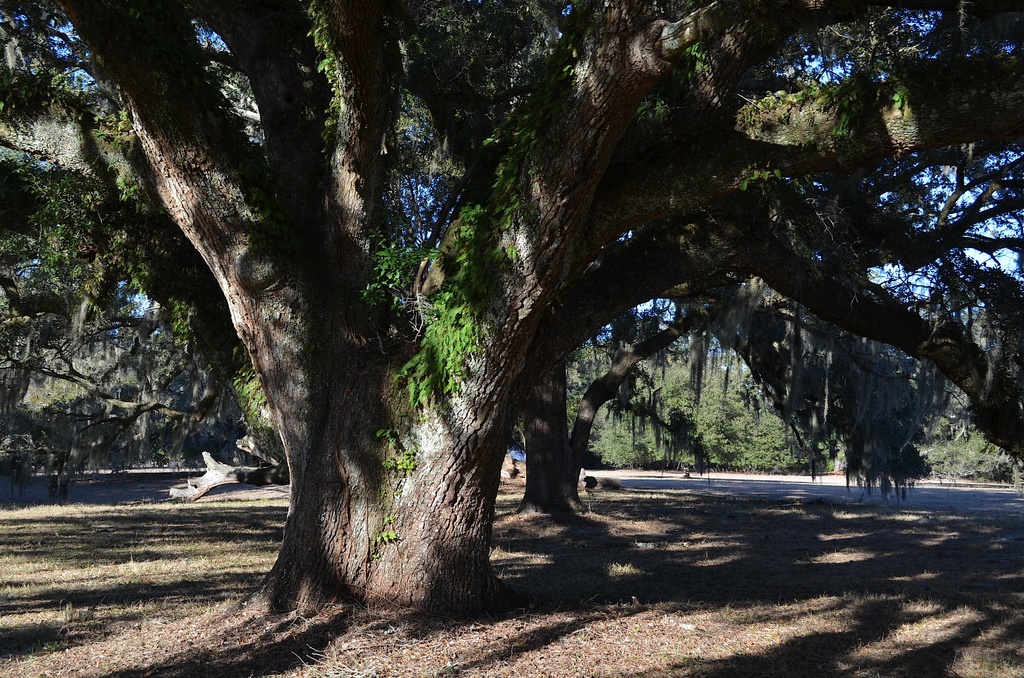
2 487 1023 677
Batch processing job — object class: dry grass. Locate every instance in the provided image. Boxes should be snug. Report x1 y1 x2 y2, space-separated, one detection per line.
2 487 1024 677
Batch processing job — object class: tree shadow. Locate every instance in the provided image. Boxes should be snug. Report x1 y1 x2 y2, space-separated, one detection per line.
100 611 354 678
622 596 998 676
476 489 1024 674
0 504 285 568
493 491 1024 608
4 488 1024 676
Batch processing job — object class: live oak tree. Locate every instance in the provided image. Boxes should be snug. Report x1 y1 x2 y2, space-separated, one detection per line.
2 0 1024 615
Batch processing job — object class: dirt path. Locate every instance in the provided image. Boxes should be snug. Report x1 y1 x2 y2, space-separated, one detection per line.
595 469 1024 517
5 467 1022 518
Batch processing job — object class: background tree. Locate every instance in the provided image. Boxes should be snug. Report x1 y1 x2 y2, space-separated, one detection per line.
577 310 797 474
0 155 244 499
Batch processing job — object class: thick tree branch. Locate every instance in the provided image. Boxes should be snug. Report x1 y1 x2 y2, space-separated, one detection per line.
185 0 329 236
55 1 265 274
0 103 138 186
55 1 325 467
532 216 739 368
725 212 1024 459
312 1 395 267
962 235 1024 255
658 2 729 59
591 54 1024 241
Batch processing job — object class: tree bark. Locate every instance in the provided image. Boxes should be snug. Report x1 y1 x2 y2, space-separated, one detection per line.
519 310 705 515
253 362 523 613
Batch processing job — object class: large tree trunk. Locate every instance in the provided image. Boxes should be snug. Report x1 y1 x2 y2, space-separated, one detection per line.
519 363 581 514
57 0 526 616
250 351 524 614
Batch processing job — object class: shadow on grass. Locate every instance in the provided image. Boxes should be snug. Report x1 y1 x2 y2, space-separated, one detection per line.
480 490 1024 675
0 502 287 661
493 491 1024 608
99 613 353 678
610 597 991 677
0 503 286 568
4 489 1024 677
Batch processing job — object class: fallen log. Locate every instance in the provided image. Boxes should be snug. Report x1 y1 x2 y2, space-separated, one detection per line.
170 451 289 501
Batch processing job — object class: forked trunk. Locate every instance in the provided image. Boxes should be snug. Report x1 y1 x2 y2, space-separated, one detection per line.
55 0 736 618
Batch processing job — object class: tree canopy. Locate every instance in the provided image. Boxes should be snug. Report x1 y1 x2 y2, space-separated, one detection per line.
1 0 1023 615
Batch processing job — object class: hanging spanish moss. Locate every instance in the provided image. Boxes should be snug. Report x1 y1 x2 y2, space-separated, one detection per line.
708 279 944 496
0 290 243 502
689 328 707 406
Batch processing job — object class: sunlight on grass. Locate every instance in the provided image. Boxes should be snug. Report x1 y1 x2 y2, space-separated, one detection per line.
690 551 744 567
919 533 959 547
886 510 943 522
809 549 875 564
840 604 986 671
607 562 645 578
816 531 873 541
830 508 881 520
892 570 941 584
0 499 287 665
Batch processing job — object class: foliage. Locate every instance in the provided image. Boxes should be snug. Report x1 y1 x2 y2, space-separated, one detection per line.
579 338 797 473
398 10 582 405
400 206 505 406
590 420 660 468
378 428 417 476
922 428 1017 482
0 157 244 495
691 379 794 472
